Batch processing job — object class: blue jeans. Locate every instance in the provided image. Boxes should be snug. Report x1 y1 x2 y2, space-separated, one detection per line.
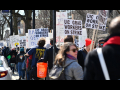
26 70 31 80
18 62 25 79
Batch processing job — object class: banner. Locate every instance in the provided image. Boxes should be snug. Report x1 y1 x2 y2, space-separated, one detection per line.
20 36 26 48
56 12 67 36
64 19 82 35
85 13 107 31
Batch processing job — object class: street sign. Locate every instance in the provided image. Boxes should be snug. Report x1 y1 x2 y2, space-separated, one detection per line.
2 10 10 16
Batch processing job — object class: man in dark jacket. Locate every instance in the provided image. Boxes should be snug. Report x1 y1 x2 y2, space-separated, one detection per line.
77 38 94 70
43 38 59 80
84 16 120 80
43 38 59 70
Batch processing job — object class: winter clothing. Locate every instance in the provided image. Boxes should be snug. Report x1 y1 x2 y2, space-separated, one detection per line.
43 46 59 70
83 34 120 80
77 48 87 70
64 58 83 80
85 38 94 47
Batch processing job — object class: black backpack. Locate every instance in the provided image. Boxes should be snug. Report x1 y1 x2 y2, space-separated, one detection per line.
49 62 73 80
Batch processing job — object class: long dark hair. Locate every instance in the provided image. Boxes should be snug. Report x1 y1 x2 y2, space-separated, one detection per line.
54 42 77 66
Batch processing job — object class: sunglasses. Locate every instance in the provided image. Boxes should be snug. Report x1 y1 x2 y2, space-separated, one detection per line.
100 43 104 46
70 48 78 52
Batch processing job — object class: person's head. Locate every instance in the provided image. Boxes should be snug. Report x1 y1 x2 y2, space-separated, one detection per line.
54 42 78 66
109 16 120 35
50 38 53 45
37 37 46 47
64 35 73 43
98 38 105 47
85 38 94 51
20 48 24 53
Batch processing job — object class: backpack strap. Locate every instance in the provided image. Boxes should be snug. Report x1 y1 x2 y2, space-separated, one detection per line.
97 48 110 80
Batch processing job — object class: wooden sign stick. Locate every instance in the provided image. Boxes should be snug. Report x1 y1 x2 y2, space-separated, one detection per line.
90 10 99 52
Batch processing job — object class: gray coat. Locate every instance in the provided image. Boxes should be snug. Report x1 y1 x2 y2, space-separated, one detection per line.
64 58 83 80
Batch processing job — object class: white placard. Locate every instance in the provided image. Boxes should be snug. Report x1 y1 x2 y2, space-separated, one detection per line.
98 10 108 25
79 28 87 48
56 12 67 36
10 35 20 48
20 36 26 48
85 13 107 31
64 19 82 35
0 42 3 48
28 28 49 48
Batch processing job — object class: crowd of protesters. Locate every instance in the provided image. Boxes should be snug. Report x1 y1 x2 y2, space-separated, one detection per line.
1 16 120 80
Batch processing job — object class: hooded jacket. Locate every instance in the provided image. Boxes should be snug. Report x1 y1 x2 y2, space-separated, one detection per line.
8 50 17 64
64 58 83 80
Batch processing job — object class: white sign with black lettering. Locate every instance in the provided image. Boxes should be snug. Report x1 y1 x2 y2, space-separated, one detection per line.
20 36 26 48
64 19 82 35
85 13 107 31
98 10 108 25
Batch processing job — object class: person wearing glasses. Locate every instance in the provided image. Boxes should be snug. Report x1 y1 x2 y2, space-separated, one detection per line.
54 42 83 80
98 39 105 48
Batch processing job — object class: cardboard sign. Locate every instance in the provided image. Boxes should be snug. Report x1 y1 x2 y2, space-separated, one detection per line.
56 12 67 36
20 36 26 48
64 19 82 35
85 13 107 31
98 10 108 25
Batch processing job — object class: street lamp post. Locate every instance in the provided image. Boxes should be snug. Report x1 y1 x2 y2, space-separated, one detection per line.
53 10 56 63
10 10 13 35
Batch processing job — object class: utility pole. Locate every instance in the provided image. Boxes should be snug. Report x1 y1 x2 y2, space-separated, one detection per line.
53 10 56 63
33 10 35 29
10 10 13 35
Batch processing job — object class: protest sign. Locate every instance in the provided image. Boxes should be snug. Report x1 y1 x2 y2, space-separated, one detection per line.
10 35 20 48
79 28 87 48
0 42 3 48
98 10 108 25
28 29 36 48
85 13 107 31
64 19 82 35
56 12 67 36
28 28 49 48
20 36 26 48
26 33 29 48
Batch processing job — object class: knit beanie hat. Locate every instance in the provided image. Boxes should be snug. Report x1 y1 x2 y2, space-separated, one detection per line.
20 48 24 52
85 38 94 47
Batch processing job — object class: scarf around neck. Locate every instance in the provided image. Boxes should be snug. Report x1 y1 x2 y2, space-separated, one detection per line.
103 34 120 47
66 54 77 60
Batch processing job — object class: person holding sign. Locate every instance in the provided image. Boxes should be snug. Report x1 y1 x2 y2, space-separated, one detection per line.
84 16 120 80
77 38 94 71
26 38 46 80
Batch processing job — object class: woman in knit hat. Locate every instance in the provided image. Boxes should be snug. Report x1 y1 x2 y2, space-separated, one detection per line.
77 38 94 71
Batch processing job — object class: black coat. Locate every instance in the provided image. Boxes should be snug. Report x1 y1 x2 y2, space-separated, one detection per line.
43 46 59 70
8 50 17 64
84 35 120 80
77 48 87 71
16 51 25 64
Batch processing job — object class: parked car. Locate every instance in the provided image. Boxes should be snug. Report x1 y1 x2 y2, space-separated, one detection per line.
0 56 12 80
